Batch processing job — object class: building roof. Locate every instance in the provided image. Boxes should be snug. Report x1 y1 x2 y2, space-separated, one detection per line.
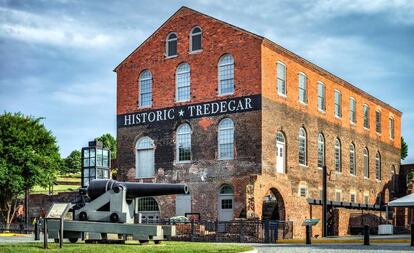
388 193 414 207
114 6 401 115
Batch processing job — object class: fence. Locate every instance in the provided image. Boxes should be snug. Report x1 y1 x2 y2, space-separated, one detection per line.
0 223 34 234
151 219 293 243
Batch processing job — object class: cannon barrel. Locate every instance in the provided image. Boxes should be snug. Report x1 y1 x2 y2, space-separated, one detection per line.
87 179 189 200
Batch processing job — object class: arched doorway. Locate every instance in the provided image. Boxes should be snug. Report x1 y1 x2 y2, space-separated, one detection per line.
262 188 285 221
136 197 160 224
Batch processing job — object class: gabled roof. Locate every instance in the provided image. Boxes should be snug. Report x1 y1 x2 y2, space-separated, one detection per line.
113 6 263 72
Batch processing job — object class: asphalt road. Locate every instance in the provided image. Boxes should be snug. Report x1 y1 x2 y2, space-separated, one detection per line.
252 243 413 252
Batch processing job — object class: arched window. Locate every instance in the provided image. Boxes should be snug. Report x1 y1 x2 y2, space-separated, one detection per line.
218 118 234 160
298 73 307 104
298 128 307 166
364 148 369 178
135 137 155 178
376 152 381 180
218 54 234 95
335 138 341 172
277 61 286 96
137 197 160 212
349 143 356 175
219 185 234 221
139 70 152 107
176 123 192 162
166 32 177 57
317 133 325 168
276 131 286 173
317 82 326 111
190 26 202 52
176 63 191 102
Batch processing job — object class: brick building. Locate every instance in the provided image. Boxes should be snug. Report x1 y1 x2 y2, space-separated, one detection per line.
115 7 402 237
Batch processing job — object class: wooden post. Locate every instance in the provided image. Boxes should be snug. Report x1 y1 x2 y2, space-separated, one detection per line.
43 219 48 249
322 165 328 237
364 225 370 245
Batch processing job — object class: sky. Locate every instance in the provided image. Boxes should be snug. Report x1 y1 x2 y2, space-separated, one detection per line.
0 0 413 162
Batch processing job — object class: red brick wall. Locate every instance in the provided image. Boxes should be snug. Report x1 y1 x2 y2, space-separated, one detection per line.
116 8 262 115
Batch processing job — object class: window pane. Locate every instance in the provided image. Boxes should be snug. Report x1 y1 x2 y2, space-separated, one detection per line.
317 135 324 168
350 99 356 123
176 63 191 101
139 70 152 107
335 140 341 172
221 199 233 209
364 105 370 128
318 83 325 111
177 124 191 161
298 74 307 103
191 34 202 51
168 40 177 56
219 54 234 95
96 149 103 167
298 129 306 165
218 119 234 159
376 111 381 133
335 91 342 117
277 63 286 95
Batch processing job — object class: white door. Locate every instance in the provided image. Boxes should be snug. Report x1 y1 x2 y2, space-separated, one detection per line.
176 194 192 216
276 142 285 173
137 149 154 178
218 195 233 221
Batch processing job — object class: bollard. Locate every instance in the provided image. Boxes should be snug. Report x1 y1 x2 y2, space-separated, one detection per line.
34 221 39 240
411 223 414 247
363 225 370 246
306 225 312 245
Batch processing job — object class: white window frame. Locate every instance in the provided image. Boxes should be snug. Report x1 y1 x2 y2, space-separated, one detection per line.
334 90 342 118
335 190 342 202
334 138 341 173
298 72 307 104
349 143 356 176
218 54 235 96
277 61 287 96
389 116 395 140
189 26 202 53
276 131 286 173
317 81 326 112
166 32 178 58
298 128 307 166
176 123 192 163
317 133 325 169
299 184 308 198
218 118 235 160
175 62 191 102
135 136 155 179
363 104 370 129
138 70 152 108
376 152 381 181
363 147 369 179
350 97 357 124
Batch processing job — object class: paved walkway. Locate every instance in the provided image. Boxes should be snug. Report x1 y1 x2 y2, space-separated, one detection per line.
252 243 413 252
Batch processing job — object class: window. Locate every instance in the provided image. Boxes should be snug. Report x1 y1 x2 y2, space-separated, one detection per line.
349 143 356 175
334 90 342 118
139 70 152 107
389 117 395 140
317 82 326 111
176 63 191 102
219 185 234 217
299 184 308 198
176 123 192 162
190 26 202 52
350 98 356 124
376 110 381 134
350 193 356 203
363 148 369 178
298 73 307 103
317 134 325 169
166 33 177 57
218 54 235 95
218 118 234 160
298 128 307 166
364 194 369 204
334 138 341 172
335 190 342 202
135 137 155 178
363 104 370 129
137 197 159 212
277 62 286 96
376 152 381 180
276 131 286 173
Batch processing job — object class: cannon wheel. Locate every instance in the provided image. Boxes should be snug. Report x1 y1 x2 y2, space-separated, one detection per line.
69 238 78 243
154 240 161 244
79 211 88 221
139 240 149 244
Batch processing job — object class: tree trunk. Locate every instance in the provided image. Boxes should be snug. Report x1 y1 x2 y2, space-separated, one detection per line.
5 223 10 232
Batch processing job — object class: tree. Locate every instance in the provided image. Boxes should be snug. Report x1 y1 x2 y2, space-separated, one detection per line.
401 137 408 160
0 112 60 229
97 133 117 159
61 150 81 174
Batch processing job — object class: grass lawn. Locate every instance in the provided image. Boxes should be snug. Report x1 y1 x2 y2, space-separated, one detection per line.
0 241 253 253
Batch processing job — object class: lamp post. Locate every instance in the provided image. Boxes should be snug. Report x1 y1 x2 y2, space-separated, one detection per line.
81 140 111 188
322 165 327 237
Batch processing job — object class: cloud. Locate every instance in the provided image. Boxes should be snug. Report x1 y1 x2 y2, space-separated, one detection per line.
0 7 119 49
52 81 114 106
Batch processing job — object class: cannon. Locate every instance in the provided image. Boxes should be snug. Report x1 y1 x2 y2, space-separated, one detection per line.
44 179 189 245
74 179 189 223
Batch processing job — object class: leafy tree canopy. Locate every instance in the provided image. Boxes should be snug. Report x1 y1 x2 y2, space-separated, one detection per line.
97 133 117 159
61 150 81 174
401 136 408 160
0 112 61 224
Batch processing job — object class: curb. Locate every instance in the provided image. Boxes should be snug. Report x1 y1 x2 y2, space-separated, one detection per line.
242 249 258 253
